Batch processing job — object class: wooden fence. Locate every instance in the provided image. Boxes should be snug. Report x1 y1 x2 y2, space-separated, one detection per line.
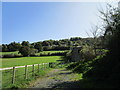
11 63 50 84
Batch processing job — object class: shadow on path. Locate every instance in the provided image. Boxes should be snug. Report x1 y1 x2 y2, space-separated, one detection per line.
31 68 84 89
58 72 73 75
51 80 82 89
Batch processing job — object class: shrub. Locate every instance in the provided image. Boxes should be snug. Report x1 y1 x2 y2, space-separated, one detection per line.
2 54 22 58
43 46 52 51
80 45 96 61
2 54 15 58
52 46 70 50
19 46 38 56
40 52 66 56
61 50 72 63
66 62 79 70
29 48 38 56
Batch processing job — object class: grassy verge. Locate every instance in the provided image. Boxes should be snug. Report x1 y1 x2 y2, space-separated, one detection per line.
2 56 62 68
2 64 51 89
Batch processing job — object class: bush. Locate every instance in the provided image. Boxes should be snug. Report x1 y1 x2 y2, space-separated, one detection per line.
29 48 38 56
2 54 15 58
66 62 79 70
19 46 38 56
80 45 96 61
51 52 66 56
43 46 52 51
40 52 66 56
52 46 70 50
61 50 72 63
2 54 22 58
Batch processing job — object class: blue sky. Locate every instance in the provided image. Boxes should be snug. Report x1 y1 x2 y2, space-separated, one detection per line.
2 2 110 44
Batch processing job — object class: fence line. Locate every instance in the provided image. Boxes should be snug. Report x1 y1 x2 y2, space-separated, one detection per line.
9 63 50 84
0 63 49 71
12 67 15 84
25 65 27 79
2 62 63 86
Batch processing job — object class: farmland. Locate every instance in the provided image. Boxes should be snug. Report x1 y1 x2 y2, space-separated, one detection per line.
1 51 63 88
2 56 62 68
0 50 65 56
0 51 20 55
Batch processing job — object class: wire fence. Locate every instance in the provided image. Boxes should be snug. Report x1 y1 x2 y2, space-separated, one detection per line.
2 63 53 88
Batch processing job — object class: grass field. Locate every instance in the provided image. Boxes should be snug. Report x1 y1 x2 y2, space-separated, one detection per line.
1 51 64 89
39 50 65 54
0 51 19 55
2 55 63 88
2 64 52 88
0 50 65 56
2 56 62 68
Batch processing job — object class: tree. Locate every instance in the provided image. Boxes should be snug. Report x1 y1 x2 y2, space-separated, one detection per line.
21 41 30 46
29 48 38 56
70 37 81 41
53 40 60 46
99 4 120 49
84 3 120 87
42 41 50 46
2 44 8 52
0 45 2 52
86 26 103 55
19 46 31 56
7 42 21 51
34 42 43 52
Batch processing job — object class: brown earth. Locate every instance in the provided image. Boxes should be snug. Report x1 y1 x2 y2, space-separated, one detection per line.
30 68 82 89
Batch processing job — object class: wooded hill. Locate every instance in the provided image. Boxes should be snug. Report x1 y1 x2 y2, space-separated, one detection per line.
0 37 103 52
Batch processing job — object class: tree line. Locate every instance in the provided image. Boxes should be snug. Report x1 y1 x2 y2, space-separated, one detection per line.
0 37 103 56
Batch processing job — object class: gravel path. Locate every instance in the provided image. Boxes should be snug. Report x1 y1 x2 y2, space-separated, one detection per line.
30 68 81 89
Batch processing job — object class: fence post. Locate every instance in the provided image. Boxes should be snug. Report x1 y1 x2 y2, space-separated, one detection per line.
42 63 44 70
12 67 15 84
38 64 40 73
32 64 34 76
49 63 50 68
47 63 48 68
44 63 46 69
25 65 27 79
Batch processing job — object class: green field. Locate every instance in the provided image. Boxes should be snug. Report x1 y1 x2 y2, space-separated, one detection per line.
36 50 65 55
0 50 65 55
2 64 52 88
1 51 64 88
39 50 65 54
0 51 19 55
2 56 62 68
1 50 64 68
2 55 63 88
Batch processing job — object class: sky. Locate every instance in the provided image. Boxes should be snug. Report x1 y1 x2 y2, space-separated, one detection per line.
2 1 118 44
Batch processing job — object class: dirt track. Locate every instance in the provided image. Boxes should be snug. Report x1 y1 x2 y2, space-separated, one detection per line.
30 68 81 89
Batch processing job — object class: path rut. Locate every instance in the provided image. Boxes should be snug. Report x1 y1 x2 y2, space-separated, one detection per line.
30 68 81 89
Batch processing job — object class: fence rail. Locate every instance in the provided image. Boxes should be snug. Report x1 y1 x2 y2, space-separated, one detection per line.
3 63 50 84
0 63 49 71
2 62 64 88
